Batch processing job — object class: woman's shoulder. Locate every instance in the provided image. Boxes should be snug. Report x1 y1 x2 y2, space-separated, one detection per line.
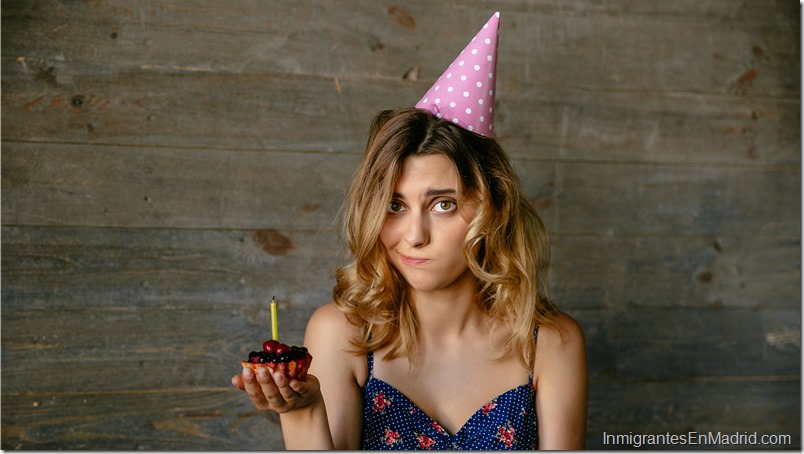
306 301 361 342
532 311 588 449
304 302 368 383
538 311 585 346
534 311 586 375
305 302 369 449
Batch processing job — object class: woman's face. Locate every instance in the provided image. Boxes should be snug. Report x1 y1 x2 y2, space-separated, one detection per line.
380 153 477 295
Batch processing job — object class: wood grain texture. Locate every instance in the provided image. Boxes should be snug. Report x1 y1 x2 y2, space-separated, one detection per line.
0 225 343 311
2 0 799 164
586 380 800 449
2 0 799 450
550 235 800 310
2 380 799 450
1 306 315 393
3 227 798 313
2 305 797 394
2 0 798 94
1 142 359 230
574 308 800 381
1 389 285 450
2 68 798 165
3 142 799 236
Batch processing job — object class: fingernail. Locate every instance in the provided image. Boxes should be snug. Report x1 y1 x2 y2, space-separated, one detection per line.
274 372 284 384
242 367 253 379
257 368 269 380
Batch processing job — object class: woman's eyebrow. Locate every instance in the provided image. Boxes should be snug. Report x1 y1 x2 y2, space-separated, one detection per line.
425 188 458 197
391 188 457 200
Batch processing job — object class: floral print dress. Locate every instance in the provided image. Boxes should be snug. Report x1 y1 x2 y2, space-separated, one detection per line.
361 351 537 450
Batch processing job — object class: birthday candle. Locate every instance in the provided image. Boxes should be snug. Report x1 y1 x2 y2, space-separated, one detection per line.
270 296 279 341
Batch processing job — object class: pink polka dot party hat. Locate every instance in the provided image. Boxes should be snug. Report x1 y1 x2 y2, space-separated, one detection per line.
416 12 500 138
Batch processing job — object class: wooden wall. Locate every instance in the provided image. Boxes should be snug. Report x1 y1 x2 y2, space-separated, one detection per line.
2 0 800 449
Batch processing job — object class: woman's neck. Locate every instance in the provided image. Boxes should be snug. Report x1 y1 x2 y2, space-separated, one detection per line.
409 270 486 341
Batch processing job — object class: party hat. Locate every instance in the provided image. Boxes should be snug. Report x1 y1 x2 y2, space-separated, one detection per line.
416 12 500 138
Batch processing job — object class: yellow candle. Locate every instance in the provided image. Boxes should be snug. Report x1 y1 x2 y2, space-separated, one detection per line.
270 296 278 341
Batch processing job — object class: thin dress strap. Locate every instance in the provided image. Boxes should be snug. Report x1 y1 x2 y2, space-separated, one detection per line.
367 351 374 379
529 325 540 384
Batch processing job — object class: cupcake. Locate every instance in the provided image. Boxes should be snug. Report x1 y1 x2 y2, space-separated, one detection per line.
241 340 312 381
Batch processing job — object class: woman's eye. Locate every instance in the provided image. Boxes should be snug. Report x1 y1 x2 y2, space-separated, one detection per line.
433 200 456 212
389 201 403 212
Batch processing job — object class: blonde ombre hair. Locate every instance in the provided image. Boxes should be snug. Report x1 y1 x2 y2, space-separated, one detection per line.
333 107 558 369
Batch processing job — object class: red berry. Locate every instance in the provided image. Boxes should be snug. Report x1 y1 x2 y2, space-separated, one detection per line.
275 343 290 356
262 340 279 354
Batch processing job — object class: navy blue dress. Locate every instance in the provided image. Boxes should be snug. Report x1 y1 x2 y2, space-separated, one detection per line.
360 350 538 450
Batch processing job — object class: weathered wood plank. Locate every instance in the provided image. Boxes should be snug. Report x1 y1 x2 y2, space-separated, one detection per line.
0 306 315 393
550 236 800 310
1 379 798 450
1 67 799 166
1 388 285 450
2 143 799 236
1 226 344 311
542 160 800 238
586 380 800 449
0 69 397 153
498 2 800 98
2 227 798 312
1 305 797 393
2 0 798 96
573 308 800 383
500 88 800 166
1 142 360 230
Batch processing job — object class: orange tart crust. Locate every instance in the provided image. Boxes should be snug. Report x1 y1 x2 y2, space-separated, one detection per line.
241 353 312 381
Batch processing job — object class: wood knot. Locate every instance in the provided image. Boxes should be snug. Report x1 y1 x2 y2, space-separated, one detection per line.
388 6 416 31
252 229 294 256
731 68 759 95
696 270 714 284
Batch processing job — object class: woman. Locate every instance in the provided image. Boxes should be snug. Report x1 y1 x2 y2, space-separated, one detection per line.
232 106 587 449
232 12 587 449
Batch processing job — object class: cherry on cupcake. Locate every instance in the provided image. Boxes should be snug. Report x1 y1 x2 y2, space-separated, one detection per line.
275 343 290 356
262 340 279 354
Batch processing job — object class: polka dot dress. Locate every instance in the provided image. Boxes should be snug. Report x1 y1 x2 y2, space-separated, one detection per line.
416 12 501 138
360 351 538 450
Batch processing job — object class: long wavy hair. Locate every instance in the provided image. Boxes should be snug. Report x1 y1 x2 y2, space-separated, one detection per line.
333 107 557 369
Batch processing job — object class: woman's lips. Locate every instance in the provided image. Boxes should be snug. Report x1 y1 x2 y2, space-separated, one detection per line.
399 253 430 266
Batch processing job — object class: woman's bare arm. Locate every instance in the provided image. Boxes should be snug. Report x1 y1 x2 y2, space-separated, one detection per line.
534 312 588 449
292 302 364 449
231 302 364 450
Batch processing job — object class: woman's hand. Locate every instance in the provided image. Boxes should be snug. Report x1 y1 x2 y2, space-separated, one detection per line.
231 367 322 414
229 303 364 449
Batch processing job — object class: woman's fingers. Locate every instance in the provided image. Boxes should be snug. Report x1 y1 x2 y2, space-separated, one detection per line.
257 368 288 406
247 367 300 411
273 372 301 403
242 367 275 410
234 367 320 413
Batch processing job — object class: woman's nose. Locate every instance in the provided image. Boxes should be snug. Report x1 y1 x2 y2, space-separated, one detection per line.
404 212 429 247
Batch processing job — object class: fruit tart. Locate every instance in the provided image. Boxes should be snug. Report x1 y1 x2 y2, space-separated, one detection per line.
241 339 313 381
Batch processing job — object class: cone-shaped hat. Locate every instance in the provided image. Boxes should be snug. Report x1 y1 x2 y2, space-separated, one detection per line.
416 12 500 138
